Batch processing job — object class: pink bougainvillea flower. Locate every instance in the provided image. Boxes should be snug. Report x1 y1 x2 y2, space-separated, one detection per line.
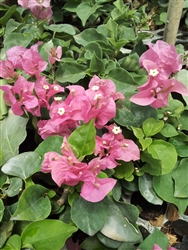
80 177 116 202
48 46 62 64
0 60 16 79
94 124 140 168
21 49 48 77
30 6 53 20
35 76 64 109
152 244 176 250
6 46 27 69
18 0 51 9
0 75 39 116
130 77 188 108
139 40 182 78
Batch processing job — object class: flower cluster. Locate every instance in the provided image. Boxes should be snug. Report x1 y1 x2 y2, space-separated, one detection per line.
0 44 63 116
0 43 140 202
42 123 140 202
130 40 188 108
18 0 52 20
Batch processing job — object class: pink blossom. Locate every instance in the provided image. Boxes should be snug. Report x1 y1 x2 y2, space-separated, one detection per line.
140 40 182 78
21 49 48 77
48 46 62 64
80 177 116 202
0 60 16 79
18 0 51 9
6 46 27 69
30 6 53 20
152 244 176 250
0 75 39 116
130 77 188 108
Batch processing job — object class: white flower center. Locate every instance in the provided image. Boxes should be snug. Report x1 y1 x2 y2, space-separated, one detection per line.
54 86 59 91
43 85 49 90
54 97 62 101
92 85 99 91
149 69 159 77
57 107 65 115
94 94 102 100
112 126 121 134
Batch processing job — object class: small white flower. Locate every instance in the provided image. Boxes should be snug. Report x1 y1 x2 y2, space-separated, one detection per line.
43 85 49 90
92 85 99 91
57 107 65 115
54 86 59 91
54 96 62 101
94 94 102 100
112 125 121 134
149 69 159 77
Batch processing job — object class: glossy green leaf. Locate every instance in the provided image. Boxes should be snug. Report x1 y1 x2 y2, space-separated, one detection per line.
35 135 63 160
139 138 152 151
21 220 77 250
0 5 17 25
153 171 188 215
11 185 51 221
141 151 162 176
172 158 188 198
80 235 113 250
100 197 142 242
147 140 177 175
84 41 103 59
44 23 76 35
159 123 179 137
138 174 163 205
114 161 134 180
0 199 4 222
89 53 105 74
169 133 188 157
55 62 87 83
71 196 108 236
68 119 96 158
0 149 4 167
76 2 101 26
106 68 138 94
131 127 144 139
2 234 21 250
2 152 41 180
0 110 28 164
115 99 157 129
142 118 164 137
5 178 22 197
0 80 8 120
97 232 122 248
174 69 188 105
138 228 169 250
0 221 14 248
4 32 33 51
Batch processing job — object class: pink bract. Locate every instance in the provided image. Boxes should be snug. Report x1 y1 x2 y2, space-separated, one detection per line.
30 6 53 20
18 0 51 9
48 46 62 64
0 60 16 79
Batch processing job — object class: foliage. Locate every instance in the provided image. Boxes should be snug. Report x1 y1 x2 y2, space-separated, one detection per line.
0 0 188 249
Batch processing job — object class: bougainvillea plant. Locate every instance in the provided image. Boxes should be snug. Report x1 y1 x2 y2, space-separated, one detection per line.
0 0 188 249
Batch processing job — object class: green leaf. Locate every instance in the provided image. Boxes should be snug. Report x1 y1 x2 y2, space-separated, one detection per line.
0 5 17 25
0 80 8 120
138 228 169 250
21 220 77 250
147 140 177 175
84 42 103 59
74 28 112 52
159 123 179 137
55 62 87 83
11 185 51 221
142 118 164 137
2 234 21 250
153 171 188 215
114 161 134 180
97 232 122 248
68 119 96 158
4 177 22 197
131 127 144 139
44 23 76 35
139 138 152 151
76 2 101 26
89 52 105 74
0 110 28 164
169 133 188 157
106 68 138 94
2 152 41 180
138 174 163 205
172 158 188 198
35 135 63 160
71 196 108 236
4 32 33 51
174 69 188 105
0 199 4 222
115 99 157 129
0 221 14 248
100 197 142 242
141 151 162 176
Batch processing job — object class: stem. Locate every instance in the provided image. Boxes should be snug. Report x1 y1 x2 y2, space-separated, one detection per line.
163 0 184 45
57 187 70 206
